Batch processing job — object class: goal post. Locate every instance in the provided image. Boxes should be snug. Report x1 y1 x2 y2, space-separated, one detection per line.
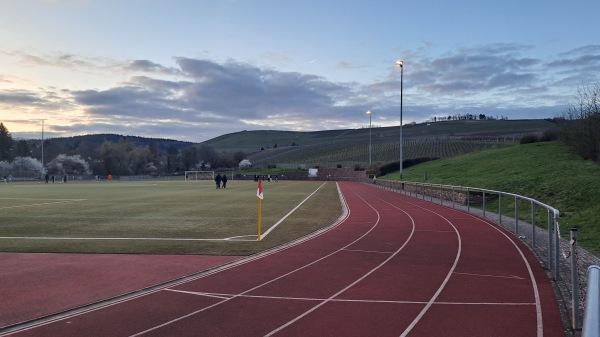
184 171 215 181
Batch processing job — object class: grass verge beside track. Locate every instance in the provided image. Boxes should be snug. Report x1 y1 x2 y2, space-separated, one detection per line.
0 180 342 255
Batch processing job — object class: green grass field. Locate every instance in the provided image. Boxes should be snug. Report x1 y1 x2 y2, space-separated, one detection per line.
0 180 343 255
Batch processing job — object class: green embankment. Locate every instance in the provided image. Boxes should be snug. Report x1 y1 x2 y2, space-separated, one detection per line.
384 141 600 254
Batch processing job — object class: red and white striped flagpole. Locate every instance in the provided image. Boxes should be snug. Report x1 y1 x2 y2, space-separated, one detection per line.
257 180 263 241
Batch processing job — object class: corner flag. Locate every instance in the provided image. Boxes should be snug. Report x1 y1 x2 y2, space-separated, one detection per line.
257 180 264 200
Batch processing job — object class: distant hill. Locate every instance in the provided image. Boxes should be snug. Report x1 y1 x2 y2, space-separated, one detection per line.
37 133 193 155
198 119 558 168
202 119 557 152
32 119 557 169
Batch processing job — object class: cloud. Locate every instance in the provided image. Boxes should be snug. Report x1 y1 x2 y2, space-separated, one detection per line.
0 90 44 105
124 60 180 75
408 44 541 95
4 42 595 142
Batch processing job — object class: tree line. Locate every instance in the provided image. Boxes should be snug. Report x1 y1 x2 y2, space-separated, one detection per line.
0 125 247 177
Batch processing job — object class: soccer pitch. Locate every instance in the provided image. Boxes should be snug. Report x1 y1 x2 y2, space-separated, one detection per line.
0 180 342 255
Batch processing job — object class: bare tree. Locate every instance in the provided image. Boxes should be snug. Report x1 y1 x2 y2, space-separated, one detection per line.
562 83 600 161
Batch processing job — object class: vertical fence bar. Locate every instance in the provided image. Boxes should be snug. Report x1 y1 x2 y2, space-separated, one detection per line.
571 228 581 329
531 201 536 247
548 209 555 279
555 212 561 281
467 188 470 212
515 196 519 235
481 191 485 219
499 193 502 225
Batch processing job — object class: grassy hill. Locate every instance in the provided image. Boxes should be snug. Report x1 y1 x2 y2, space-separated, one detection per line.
207 119 557 168
383 141 600 254
205 119 556 151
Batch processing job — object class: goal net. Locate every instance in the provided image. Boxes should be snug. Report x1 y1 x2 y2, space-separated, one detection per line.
184 171 215 181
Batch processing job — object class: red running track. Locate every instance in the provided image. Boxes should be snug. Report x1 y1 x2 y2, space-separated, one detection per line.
1 181 565 337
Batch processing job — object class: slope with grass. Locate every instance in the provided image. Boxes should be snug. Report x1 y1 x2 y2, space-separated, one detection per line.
384 141 600 254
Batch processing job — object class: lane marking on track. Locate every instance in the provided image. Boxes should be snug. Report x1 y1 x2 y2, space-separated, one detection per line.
264 183 418 337
374 184 544 337
342 248 394 254
453 272 525 280
163 289 536 306
164 289 232 300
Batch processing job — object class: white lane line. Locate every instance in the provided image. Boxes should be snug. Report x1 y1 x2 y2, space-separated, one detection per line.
166 290 535 306
468 215 544 337
264 184 417 337
164 289 232 300
342 248 394 254
385 188 543 337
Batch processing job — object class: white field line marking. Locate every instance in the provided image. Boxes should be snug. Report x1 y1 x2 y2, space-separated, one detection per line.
0 182 325 242
260 181 327 240
3 183 352 336
0 237 241 241
0 199 86 210
382 187 543 337
264 184 418 337
129 183 387 337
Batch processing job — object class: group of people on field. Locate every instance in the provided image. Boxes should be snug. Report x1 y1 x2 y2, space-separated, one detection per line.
44 173 68 184
214 173 228 189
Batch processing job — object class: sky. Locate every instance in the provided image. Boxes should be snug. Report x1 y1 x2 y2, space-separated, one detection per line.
1 0 599 142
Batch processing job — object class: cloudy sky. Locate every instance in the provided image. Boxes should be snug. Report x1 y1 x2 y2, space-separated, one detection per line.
1 0 599 142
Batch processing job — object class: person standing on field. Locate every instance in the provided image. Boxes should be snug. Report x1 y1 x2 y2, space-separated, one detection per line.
222 174 228 188
215 173 222 189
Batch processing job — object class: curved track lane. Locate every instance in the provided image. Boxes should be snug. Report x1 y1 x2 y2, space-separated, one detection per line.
2 182 564 337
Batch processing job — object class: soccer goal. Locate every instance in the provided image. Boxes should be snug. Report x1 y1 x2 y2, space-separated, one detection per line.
184 171 215 181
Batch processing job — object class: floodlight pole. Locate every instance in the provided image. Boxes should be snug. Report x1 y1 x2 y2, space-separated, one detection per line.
366 110 372 165
395 60 404 180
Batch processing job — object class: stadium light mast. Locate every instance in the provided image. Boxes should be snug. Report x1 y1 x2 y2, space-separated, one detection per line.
366 110 372 165
395 60 404 179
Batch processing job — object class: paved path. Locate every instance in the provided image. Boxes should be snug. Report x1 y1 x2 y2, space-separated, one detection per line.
1 182 565 336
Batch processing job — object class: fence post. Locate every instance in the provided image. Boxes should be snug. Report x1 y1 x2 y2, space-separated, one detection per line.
555 212 561 281
531 201 536 247
499 193 502 225
515 196 519 235
483 191 486 218
467 188 470 212
571 228 581 330
548 209 554 279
